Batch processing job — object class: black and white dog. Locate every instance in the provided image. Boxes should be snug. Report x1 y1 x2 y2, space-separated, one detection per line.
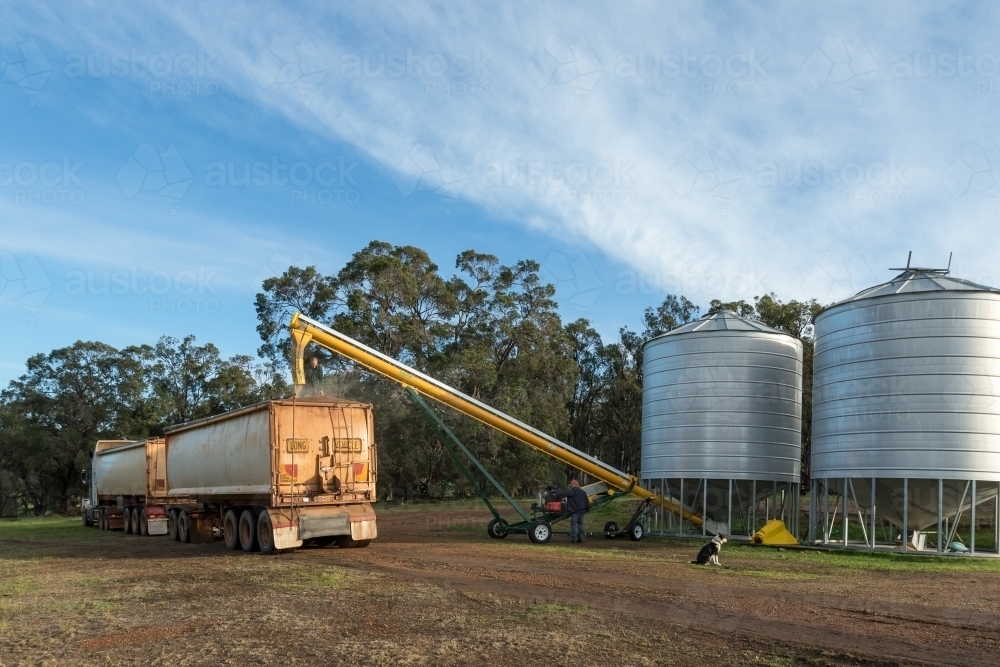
691 533 727 565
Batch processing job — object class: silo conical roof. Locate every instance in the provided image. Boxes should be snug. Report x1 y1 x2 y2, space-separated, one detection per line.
647 310 787 342
825 269 1000 310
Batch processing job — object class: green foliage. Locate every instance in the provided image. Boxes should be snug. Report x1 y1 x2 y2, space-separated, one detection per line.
257 241 577 499
0 337 286 516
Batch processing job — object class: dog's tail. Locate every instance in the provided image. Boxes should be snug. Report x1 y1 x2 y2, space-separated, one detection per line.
688 560 698 564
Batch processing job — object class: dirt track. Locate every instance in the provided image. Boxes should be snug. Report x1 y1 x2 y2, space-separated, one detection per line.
339 506 1000 666
1 505 998 666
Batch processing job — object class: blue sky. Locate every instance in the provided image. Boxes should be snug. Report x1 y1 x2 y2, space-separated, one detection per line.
2 2 1000 383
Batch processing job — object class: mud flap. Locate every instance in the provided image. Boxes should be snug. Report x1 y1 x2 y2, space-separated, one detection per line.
351 519 377 541
299 512 350 540
147 518 169 536
273 524 303 550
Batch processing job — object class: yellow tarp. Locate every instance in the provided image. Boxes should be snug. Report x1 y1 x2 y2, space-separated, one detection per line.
752 519 798 545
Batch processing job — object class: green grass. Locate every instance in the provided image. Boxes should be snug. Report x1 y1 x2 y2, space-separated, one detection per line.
721 541 1000 572
525 602 586 619
0 577 28 598
0 515 84 535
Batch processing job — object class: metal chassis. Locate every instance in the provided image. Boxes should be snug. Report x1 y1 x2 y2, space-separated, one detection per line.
604 498 655 540
407 388 633 537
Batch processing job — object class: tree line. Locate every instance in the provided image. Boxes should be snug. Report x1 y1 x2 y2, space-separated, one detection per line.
0 338 285 515
254 241 823 502
0 239 822 515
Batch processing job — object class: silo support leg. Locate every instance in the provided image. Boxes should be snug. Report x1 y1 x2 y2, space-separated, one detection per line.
870 478 877 550
937 479 944 554
901 478 908 553
727 479 732 537
702 479 707 537
679 479 685 535
823 479 829 543
995 481 1000 554
808 478 816 543
971 480 977 555
848 479 868 547
842 478 849 548
946 481 970 549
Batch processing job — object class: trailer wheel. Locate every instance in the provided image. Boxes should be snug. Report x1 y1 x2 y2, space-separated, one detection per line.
99 509 107 531
167 510 179 541
123 508 132 534
313 536 337 548
131 508 142 535
527 520 552 544
256 511 285 555
604 521 618 539
238 509 259 552
334 536 370 548
223 510 240 550
487 518 509 539
629 522 644 541
178 511 191 543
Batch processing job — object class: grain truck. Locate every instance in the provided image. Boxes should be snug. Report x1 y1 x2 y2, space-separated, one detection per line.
82 438 169 535
83 396 378 554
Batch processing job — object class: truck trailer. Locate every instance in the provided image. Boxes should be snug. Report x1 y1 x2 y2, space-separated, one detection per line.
82 396 378 554
82 438 168 535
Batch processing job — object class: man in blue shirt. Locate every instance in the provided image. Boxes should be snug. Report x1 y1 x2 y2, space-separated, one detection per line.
556 479 590 543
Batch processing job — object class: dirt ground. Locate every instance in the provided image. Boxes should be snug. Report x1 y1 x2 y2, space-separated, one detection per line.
1 502 998 666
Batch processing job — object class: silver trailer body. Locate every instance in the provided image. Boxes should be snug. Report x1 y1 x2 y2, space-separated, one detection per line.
87 439 169 535
90 440 138 507
94 440 147 497
165 407 273 497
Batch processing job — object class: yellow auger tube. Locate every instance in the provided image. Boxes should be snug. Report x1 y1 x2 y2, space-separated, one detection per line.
290 312 702 526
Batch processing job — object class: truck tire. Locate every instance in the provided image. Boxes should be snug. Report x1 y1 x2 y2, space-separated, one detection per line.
99 509 107 531
334 536 369 548
167 510 179 541
223 510 240 550
256 510 285 555
123 508 132 534
139 510 149 536
130 508 141 536
239 509 259 552
178 511 191 543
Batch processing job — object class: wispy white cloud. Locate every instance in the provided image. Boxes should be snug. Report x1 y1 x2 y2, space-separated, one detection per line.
4 1 1000 310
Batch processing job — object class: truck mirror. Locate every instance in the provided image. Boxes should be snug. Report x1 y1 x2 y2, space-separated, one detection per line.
81 470 89 485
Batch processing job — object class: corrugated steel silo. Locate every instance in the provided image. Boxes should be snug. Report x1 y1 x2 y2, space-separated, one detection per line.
641 310 803 536
810 264 1000 554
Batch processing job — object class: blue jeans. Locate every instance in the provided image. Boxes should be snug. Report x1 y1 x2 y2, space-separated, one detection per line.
570 511 585 541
